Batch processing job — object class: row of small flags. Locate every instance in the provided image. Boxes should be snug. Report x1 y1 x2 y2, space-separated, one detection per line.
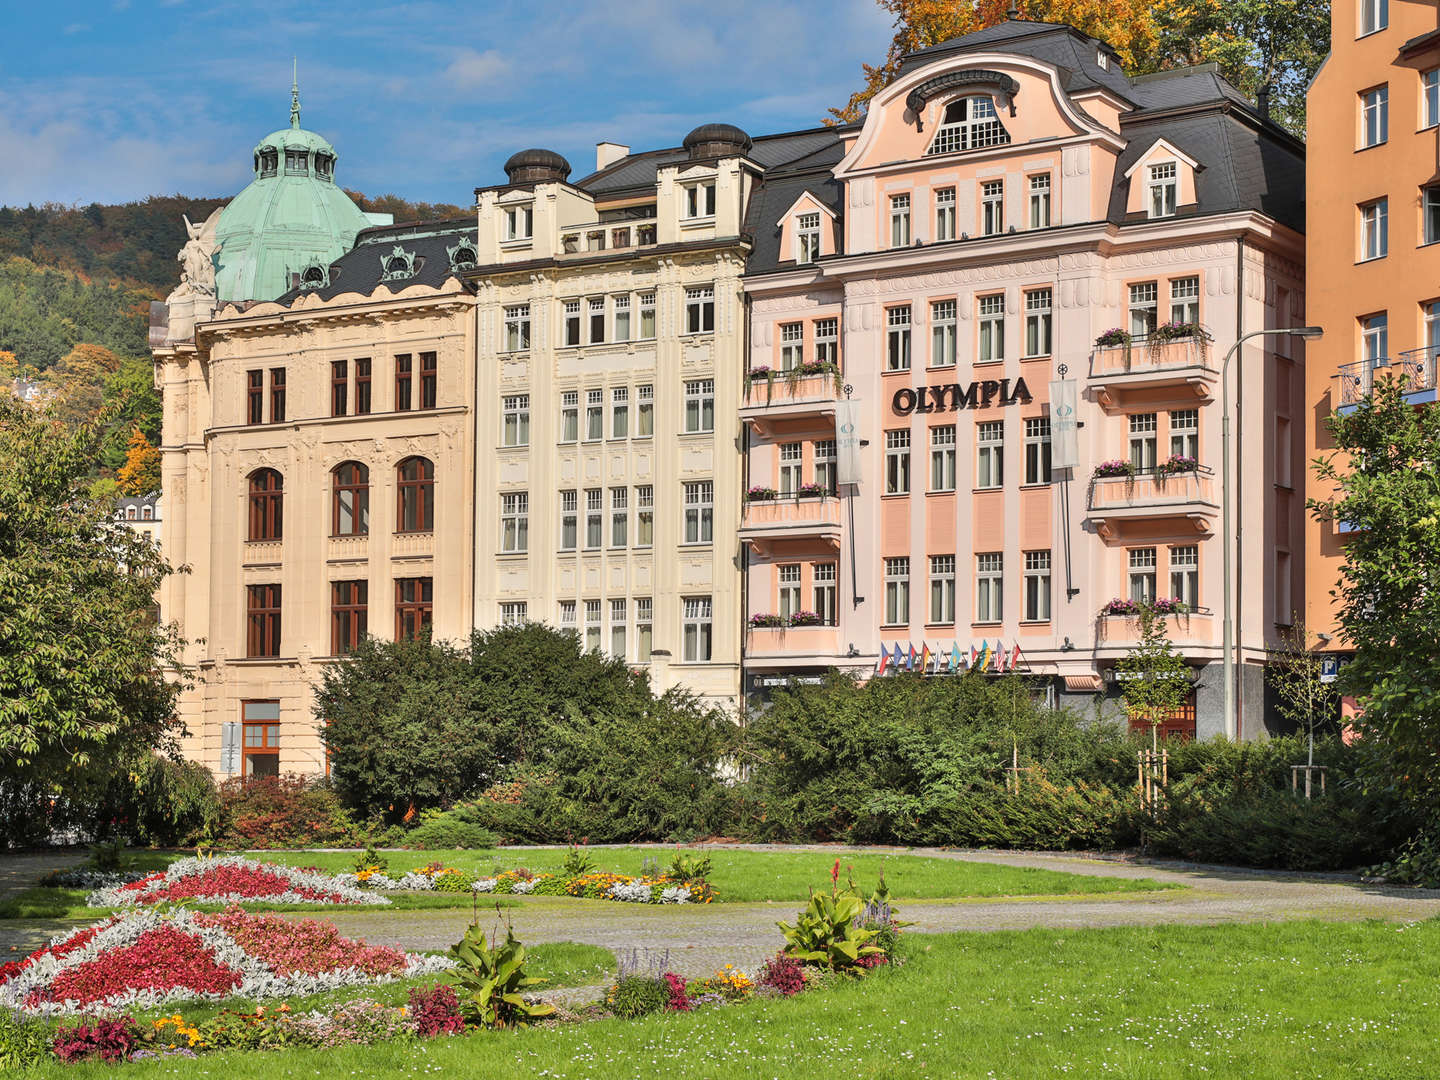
875 640 1026 676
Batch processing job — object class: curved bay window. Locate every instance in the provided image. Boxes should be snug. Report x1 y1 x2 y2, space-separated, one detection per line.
247 469 283 541
396 456 434 532
332 462 370 536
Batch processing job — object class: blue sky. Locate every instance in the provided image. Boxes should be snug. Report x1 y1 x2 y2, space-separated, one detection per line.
1 0 893 207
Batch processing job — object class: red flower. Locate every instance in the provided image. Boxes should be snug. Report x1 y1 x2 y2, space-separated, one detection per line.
830 859 840 885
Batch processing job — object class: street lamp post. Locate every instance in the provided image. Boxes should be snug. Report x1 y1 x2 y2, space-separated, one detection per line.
1220 325 1323 740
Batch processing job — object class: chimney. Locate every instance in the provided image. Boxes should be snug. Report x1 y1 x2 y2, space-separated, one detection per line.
1256 84 1272 121
596 142 630 171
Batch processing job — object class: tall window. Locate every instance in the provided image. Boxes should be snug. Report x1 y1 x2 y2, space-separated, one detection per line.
420 352 437 409
396 456 434 532
242 701 280 778
331 462 369 536
1129 283 1158 337
931 300 957 367
978 294 1005 362
886 305 912 371
637 384 654 437
813 562 837 625
639 293 656 339
1427 301 1440 349
885 429 911 494
331 360 347 417
684 379 715 433
779 442 803 495
930 425 956 492
246 584 282 657
585 488 603 549
589 298 606 344
269 368 287 422
981 180 1004 236
884 557 910 625
247 469 283 541
558 600 576 630
613 295 631 342
929 554 956 624
559 491 577 551
1424 69 1440 129
586 389 604 441
813 439 837 492
584 599 602 652
610 486 628 547
1362 312 1388 363
611 387 629 438
814 318 838 366
889 193 911 248
796 211 821 262
1024 551 1051 621
1024 288 1052 357
1171 544 1199 607
610 599 627 659
928 95 1010 154
1169 277 1200 323
1128 548 1157 603
636 597 653 660
500 602 527 627
1360 198 1389 260
1129 414 1158 471
247 370 263 425
976 553 1003 622
500 492 528 553
1361 86 1389 147
684 481 714 544
779 564 802 619
1028 174 1051 228
1360 0 1387 34
331 581 367 655
394 355 413 411
1425 186 1440 245
684 182 716 219
1024 417 1052 484
563 301 582 347
1148 162 1178 218
560 391 579 443
934 187 956 241
503 305 531 352
1170 409 1199 458
780 322 804 371
977 421 1004 489
504 204 533 240
682 596 713 662
685 286 715 334
502 395 529 447
636 485 654 546
395 578 433 640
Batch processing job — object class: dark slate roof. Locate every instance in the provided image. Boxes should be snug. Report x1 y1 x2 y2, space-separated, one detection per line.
273 218 476 304
1128 65 1263 120
742 144 848 274
575 127 848 195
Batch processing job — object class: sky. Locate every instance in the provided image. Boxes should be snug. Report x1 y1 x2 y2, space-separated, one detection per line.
0 0 893 208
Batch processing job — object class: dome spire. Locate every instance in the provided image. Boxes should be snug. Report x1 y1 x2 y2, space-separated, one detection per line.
289 58 300 130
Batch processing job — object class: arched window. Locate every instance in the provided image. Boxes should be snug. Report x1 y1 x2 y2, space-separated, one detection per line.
396 456 434 533
928 96 1011 155
332 462 370 537
248 469 284 541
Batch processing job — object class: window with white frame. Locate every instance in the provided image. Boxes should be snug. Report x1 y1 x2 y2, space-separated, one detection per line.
981 180 1004 236
500 492 528 553
930 425 956 492
559 490 577 551
636 485 654 546
978 294 1005 362
976 553 1003 622
1170 409 1199 458
558 599 576 629
684 182 717 220
813 439 836 492
796 211 821 263
1362 312 1388 363
502 394 529 447
584 599 602 652
563 300 582 346
504 204 533 241
1129 282 1158 337
778 563 802 619
682 596 713 661
610 598 627 659
887 305 912 370
586 388 604 440
1024 550 1051 621
1425 69 1439 129
1128 547 1157 603
636 597 653 660
560 390 579 443
1360 198 1389 260
1362 86 1389 147
500 601 527 626
779 442 803 495
1425 186 1440 245
588 297 606 344
930 554 956 624
1360 0 1388 36
929 95 1010 154
1024 416 1052 484
814 318 838 366
1147 162 1178 218
639 293 656 339
889 193 911 248
1170 544 1199 608
613 294 631 342
931 299 957 367
885 429 911 494
684 481 713 543
685 286 715 334
1129 413 1158 471
684 379 714 433
814 562 837 625
610 486 628 547
884 556 910 625
935 187 956 241
503 305 530 352
611 387 629 438
780 322 804 371
1427 301 1440 349
1028 174 1051 228
1169 277 1200 324
585 488 603 549
977 420 1004 489
1024 288 1052 357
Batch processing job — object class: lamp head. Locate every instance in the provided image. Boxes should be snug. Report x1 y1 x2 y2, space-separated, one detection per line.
1296 326 1324 340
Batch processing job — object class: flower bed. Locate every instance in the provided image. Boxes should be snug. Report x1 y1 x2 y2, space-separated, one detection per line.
0 908 453 1017
87 856 389 909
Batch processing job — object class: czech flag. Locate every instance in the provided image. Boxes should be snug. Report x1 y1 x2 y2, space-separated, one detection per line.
907 643 919 672
876 646 889 676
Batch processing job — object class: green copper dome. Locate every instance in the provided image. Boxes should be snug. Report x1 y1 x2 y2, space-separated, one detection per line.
212 80 380 303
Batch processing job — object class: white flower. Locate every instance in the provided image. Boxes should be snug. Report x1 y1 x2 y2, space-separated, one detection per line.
510 879 536 894
660 886 691 904
84 856 391 909
471 878 497 893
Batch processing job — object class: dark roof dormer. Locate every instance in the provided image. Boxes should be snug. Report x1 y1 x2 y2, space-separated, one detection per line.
683 123 753 161
504 148 571 184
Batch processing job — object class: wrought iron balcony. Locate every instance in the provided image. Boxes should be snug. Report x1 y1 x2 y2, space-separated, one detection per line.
1338 348 1439 412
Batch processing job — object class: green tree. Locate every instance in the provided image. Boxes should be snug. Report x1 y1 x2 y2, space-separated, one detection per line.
1114 608 1192 748
0 397 185 790
1267 621 1342 794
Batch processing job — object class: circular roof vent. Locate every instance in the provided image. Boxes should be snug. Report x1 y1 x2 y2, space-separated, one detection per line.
682 123 753 160
504 148 572 184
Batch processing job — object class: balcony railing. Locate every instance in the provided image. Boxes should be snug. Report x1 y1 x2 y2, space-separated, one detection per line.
1339 348 1440 409
1090 332 1215 380
739 494 842 544
559 219 658 255
1087 467 1217 537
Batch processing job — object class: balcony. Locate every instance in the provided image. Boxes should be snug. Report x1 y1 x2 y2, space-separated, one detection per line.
1337 348 1439 414
1096 606 1217 647
1089 334 1216 407
740 367 841 433
1086 467 1217 539
745 624 842 660
739 495 842 549
559 219 658 257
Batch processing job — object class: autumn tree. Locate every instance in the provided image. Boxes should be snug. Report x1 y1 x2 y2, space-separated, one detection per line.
117 427 162 495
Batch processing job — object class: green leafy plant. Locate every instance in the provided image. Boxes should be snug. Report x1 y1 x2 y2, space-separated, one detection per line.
448 919 556 1029
0 1008 52 1069
666 851 712 884
352 846 389 875
606 974 670 1018
777 866 884 971
561 843 596 878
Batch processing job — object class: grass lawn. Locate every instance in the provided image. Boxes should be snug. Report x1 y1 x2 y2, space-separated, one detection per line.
31 919 1439 1079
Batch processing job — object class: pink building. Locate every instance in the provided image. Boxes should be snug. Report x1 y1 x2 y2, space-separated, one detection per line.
740 19 1307 739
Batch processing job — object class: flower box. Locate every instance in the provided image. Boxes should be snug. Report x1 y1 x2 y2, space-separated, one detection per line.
1101 598 1142 616
1095 328 1131 347
749 613 786 628
1093 460 1135 479
787 611 824 627
1158 454 1199 476
1150 597 1191 615
794 483 828 499
745 487 778 502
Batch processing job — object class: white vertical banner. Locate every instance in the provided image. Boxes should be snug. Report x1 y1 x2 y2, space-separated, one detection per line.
220 721 240 775
1049 379 1079 469
835 397 863 486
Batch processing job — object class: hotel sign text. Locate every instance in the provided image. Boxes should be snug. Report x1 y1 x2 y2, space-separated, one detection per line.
892 377 1032 415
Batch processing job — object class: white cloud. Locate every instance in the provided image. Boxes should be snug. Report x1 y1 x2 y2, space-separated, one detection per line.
443 48 510 90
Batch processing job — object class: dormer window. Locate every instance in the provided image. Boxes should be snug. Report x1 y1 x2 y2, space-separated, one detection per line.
284 149 308 175
258 148 278 177
1096 50 1109 70
504 204 533 241
928 96 1010 155
684 182 717 220
1147 162 1178 218
795 212 821 263
299 263 331 290
379 245 418 281
447 240 478 271
315 153 334 180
